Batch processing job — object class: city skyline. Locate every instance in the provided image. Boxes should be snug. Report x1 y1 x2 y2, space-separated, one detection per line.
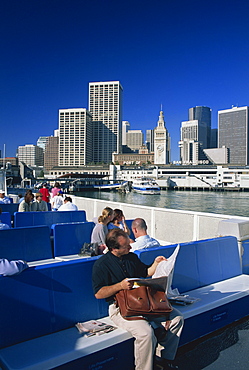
1 0 249 161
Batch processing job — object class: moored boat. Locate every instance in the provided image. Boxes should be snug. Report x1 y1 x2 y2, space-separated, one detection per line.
131 178 160 195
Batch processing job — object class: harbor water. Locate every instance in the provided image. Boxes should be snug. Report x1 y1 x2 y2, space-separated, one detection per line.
76 189 249 218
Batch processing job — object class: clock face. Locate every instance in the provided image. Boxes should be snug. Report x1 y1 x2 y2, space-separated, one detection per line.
157 145 164 153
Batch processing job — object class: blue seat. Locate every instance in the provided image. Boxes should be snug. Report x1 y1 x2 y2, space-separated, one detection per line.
0 212 11 228
52 222 95 257
0 203 19 216
14 210 87 228
0 225 52 262
134 236 249 346
0 259 133 370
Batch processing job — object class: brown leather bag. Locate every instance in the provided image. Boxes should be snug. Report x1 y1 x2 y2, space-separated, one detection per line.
115 285 173 319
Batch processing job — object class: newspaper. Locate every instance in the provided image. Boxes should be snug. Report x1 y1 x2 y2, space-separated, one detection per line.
152 244 199 305
76 320 116 337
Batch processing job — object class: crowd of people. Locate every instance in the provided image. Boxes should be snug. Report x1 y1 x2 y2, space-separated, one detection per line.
15 182 78 212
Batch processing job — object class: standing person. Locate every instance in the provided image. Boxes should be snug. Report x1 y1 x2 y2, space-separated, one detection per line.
51 182 61 198
91 207 114 247
39 183 50 203
18 192 36 212
58 196 78 211
92 229 183 370
34 192 48 211
0 190 11 204
52 190 64 211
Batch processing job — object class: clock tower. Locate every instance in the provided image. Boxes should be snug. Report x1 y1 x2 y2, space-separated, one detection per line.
154 109 170 164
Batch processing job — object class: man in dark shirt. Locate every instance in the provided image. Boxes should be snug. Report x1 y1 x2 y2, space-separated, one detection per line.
92 229 183 370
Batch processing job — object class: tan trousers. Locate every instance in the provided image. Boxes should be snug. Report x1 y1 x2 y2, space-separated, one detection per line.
109 304 184 370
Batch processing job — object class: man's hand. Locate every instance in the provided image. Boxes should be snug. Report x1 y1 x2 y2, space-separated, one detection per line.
120 279 134 290
155 256 167 264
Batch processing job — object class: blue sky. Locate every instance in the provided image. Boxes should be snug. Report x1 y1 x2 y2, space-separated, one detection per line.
1 0 249 161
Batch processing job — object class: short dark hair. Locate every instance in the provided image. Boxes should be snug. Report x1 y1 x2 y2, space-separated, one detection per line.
64 196 72 202
106 229 129 251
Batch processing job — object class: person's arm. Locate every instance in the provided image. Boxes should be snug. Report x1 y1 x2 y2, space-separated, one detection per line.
147 256 166 277
0 258 28 276
95 278 133 299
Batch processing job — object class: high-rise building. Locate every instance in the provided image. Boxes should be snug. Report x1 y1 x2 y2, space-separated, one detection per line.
146 129 155 152
89 81 123 162
58 108 92 166
218 106 249 165
18 144 44 166
37 136 49 151
126 130 144 152
179 120 209 164
44 136 59 171
154 110 170 164
122 121 130 146
189 106 211 148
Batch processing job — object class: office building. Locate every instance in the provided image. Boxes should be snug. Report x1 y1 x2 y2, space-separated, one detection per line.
154 110 170 164
179 120 210 165
189 106 211 148
37 136 49 151
44 136 59 171
89 81 123 162
218 106 249 165
146 129 155 152
58 108 92 166
18 144 44 166
122 121 130 146
126 130 144 152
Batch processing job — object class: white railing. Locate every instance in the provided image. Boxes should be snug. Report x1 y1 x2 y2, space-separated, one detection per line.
72 195 249 244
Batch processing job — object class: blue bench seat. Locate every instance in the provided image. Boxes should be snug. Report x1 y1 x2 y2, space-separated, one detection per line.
52 221 95 260
0 259 134 370
14 210 86 228
0 318 133 370
135 236 249 346
0 226 56 263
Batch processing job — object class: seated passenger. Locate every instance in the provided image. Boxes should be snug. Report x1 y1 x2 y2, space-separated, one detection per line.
130 218 160 252
92 228 183 370
34 192 48 211
58 196 78 211
0 208 10 230
91 207 114 249
52 190 64 211
0 190 11 204
0 258 28 276
18 192 36 212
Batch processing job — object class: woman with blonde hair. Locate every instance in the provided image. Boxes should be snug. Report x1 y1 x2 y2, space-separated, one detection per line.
91 207 114 248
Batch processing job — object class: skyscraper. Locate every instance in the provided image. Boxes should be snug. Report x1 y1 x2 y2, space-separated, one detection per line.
218 106 249 165
122 121 130 146
44 136 59 171
58 108 92 166
188 106 211 148
126 130 144 152
18 144 44 166
146 129 155 152
89 81 123 163
154 110 170 164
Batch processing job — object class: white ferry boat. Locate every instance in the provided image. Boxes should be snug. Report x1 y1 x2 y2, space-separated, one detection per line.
132 178 160 194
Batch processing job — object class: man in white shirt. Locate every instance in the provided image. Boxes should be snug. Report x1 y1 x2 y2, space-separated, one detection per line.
58 196 78 211
0 190 11 204
130 218 160 252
